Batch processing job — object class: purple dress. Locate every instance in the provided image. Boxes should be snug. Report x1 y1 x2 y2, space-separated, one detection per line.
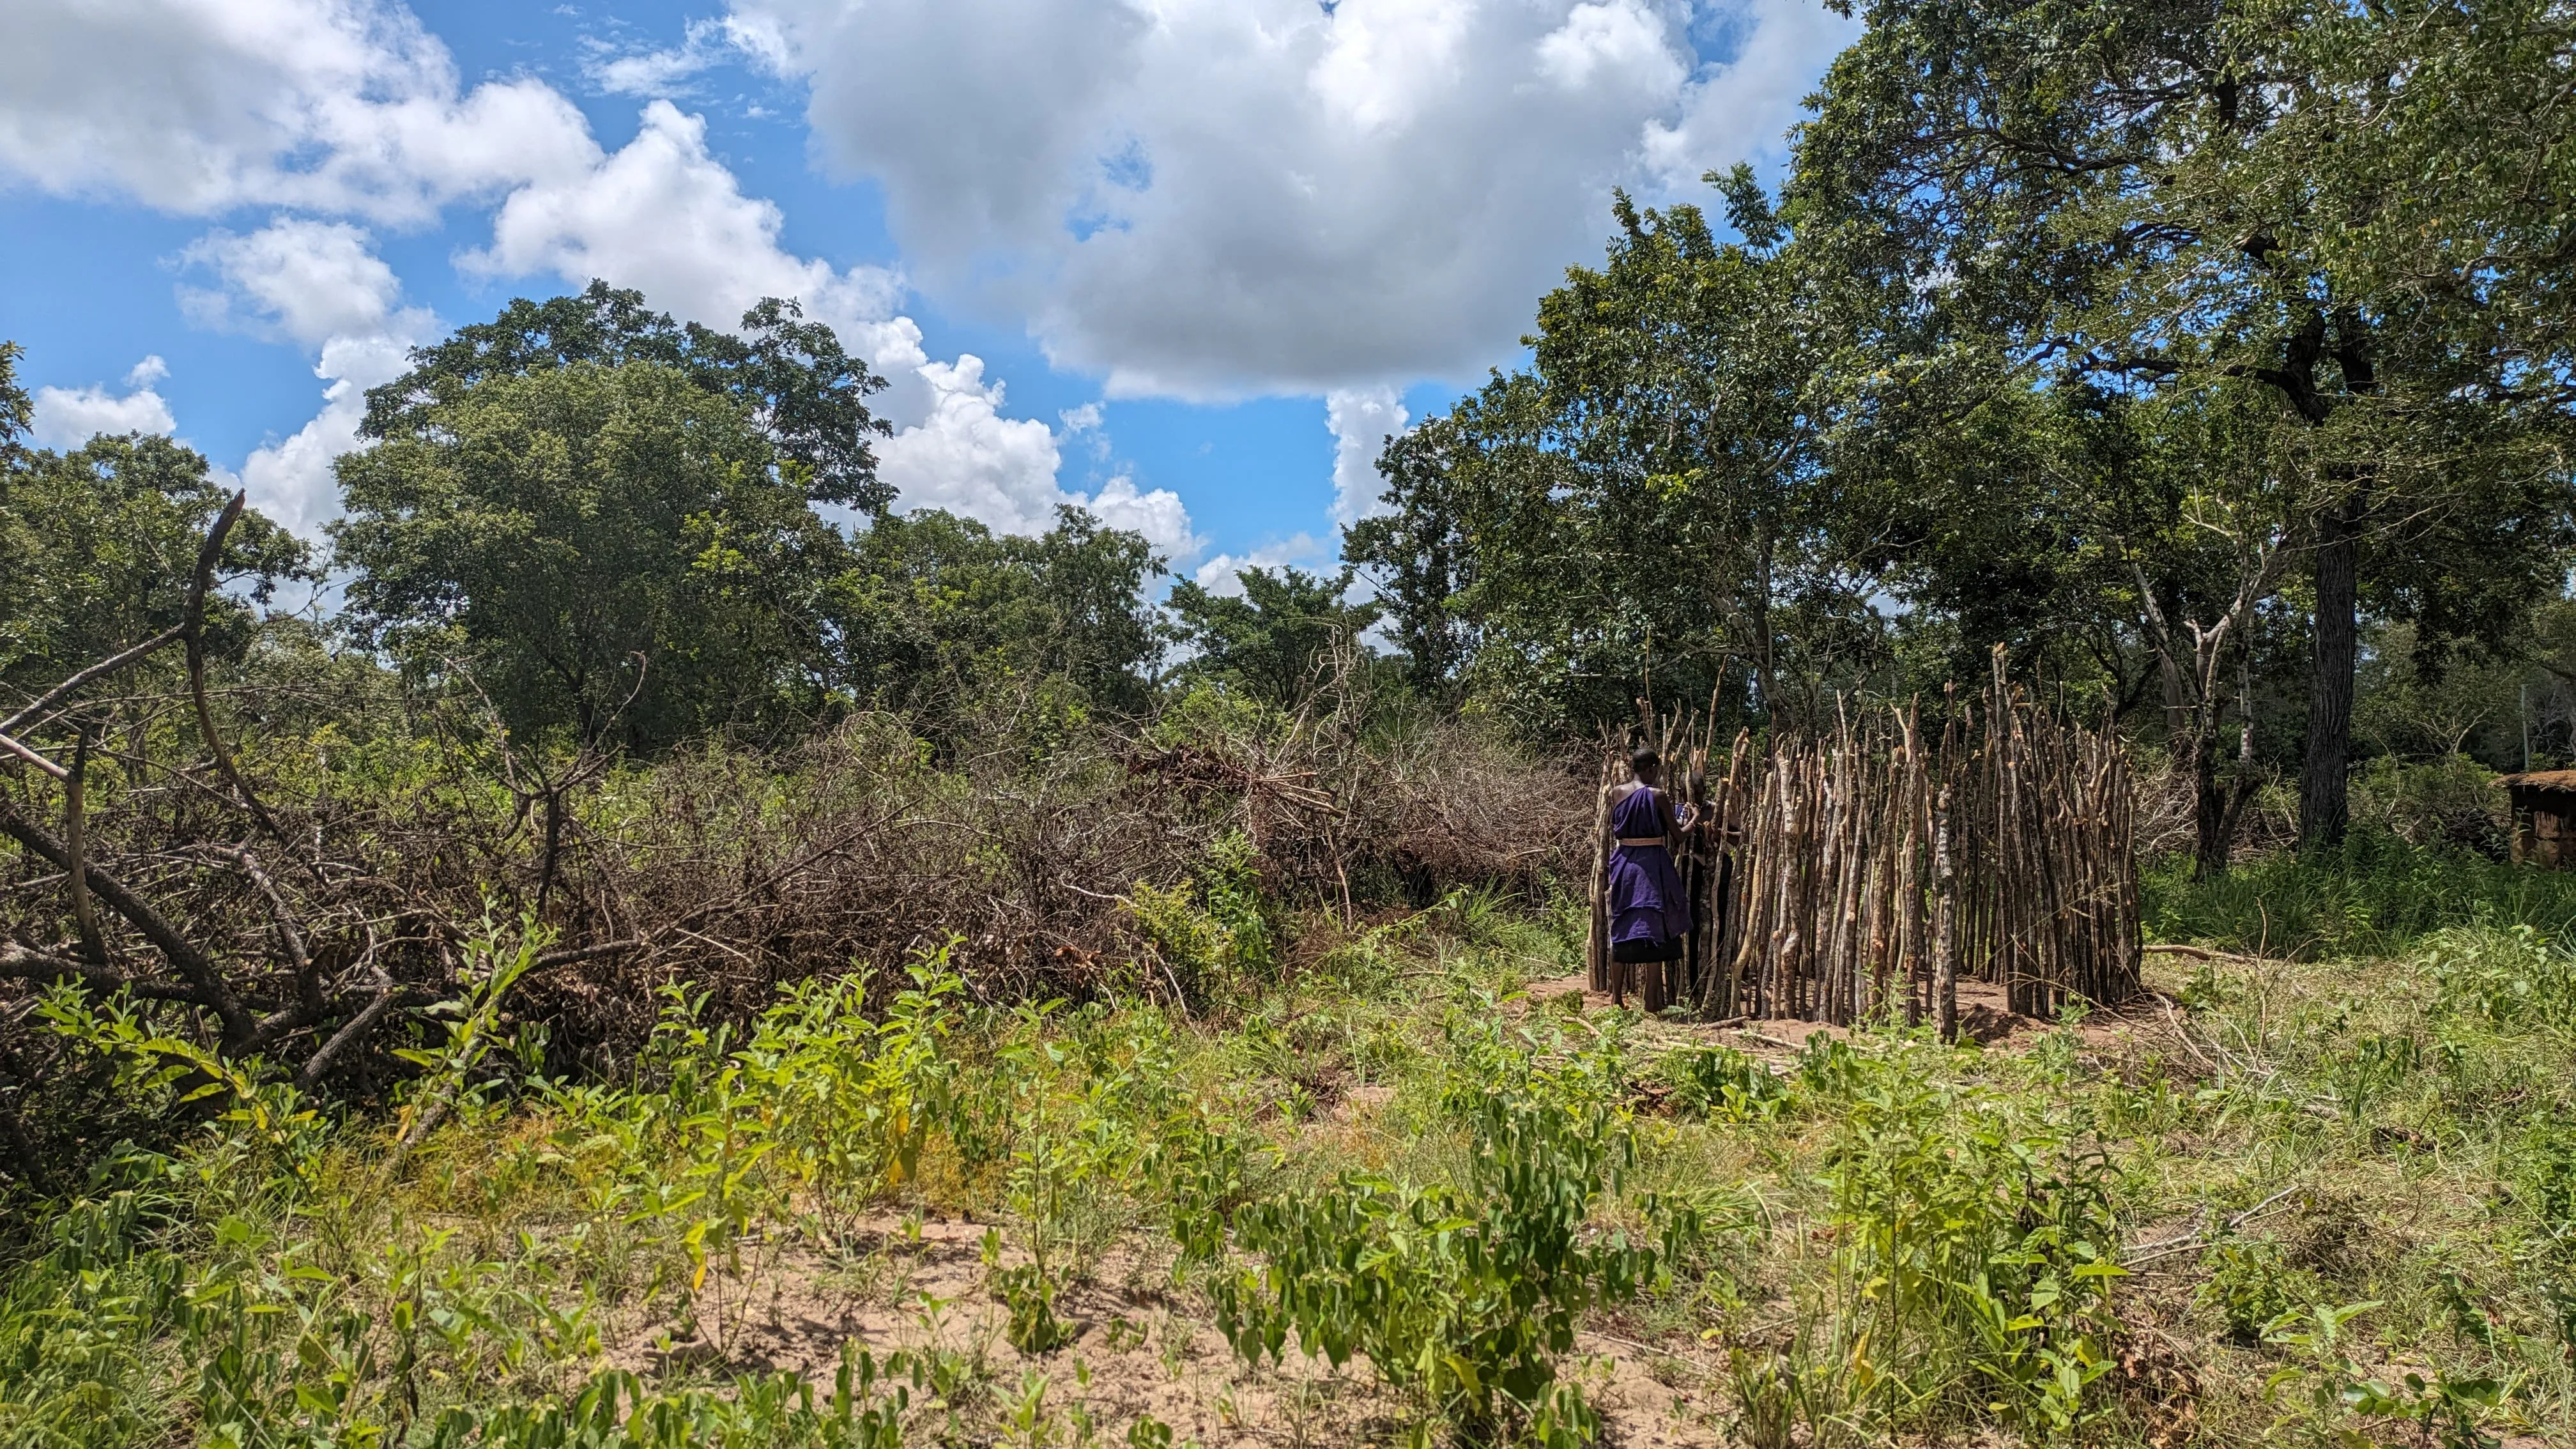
1607 786 1690 953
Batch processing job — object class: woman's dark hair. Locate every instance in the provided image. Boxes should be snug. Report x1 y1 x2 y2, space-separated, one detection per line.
1630 747 1661 778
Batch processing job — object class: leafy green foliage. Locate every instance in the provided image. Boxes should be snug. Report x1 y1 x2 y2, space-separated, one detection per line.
0 341 29 464
9 860 2576 1445
1126 832 1275 1003
834 507 1165 727
0 431 310 696
2147 832 2576 958
1811 1050 2128 1437
364 282 894 514
391 910 551 1152
36 990 330 1186
2197 1239 2319 1345
1655 1046 1787 1123
2264 1301 2506 1449
423 1343 920 1449
1163 565 1379 710
1213 1008 1660 1443
334 302 1167 753
334 360 852 751
1346 195 1850 731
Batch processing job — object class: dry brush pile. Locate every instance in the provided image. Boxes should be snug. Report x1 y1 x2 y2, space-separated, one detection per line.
0 500 1586 1192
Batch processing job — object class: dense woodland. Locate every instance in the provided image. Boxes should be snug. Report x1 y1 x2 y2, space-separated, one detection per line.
10 0 2576 1445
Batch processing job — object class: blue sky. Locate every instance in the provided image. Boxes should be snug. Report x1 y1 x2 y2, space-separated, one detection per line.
0 0 1855 590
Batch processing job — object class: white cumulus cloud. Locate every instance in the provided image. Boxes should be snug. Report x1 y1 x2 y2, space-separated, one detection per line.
240 333 419 536
1643 0 1866 185
876 356 1068 536
875 357 1198 560
6 0 1180 553
0 0 595 222
1326 386 1409 526
732 0 1859 399
30 358 178 449
1192 533 1334 597
590 16 786 97
466 101 1195 552
175 218 432 533
1080 473 1200 563
179 216 433 348
464 100 926 406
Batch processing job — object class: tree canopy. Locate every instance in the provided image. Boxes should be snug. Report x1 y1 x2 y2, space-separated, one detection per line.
362 282 896 513
334 360 855 750
832 505 1165 726
1165 565 1381 710
1350 190 1874 733
1788 0 2576 843
1356 0 2576 868
2 431 310 705
332 295 1172 754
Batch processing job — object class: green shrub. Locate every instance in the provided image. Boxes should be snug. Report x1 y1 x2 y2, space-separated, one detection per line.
2426 924 2576 1033
2144 831 2576 959
1815 1055 2127 1439
1128 831 1275 1001
2195 1238 2317 1344
1213 1009 1661 1445
1655 1046 1787 1123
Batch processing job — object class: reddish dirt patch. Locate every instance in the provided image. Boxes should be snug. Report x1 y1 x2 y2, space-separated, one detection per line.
607 1213 1728 1446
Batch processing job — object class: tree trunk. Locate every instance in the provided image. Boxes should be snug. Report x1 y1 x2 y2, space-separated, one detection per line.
2158 648 2189 742
1931 783 1957 1041
1751 525 1779 721
2189 724 2244 880
2299 497 2361 850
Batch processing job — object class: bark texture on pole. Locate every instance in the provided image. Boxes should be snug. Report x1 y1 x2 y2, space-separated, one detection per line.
1664 682 2138 1026
2300 498 2361 850
1932 783 1958 1042
1584 765 1613 993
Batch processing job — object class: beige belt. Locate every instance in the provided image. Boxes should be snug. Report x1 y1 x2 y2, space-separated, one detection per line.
1614 837 1669 848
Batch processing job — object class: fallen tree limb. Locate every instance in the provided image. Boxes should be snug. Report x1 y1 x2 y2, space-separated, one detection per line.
0 939 216 1005
2124 1181 2307 1265
0 731 67 781
0 796 248 1045
0 624 188 737
181 493 303 875
528 802 917 970
296 952 402 1091
64 735 106 965
2143 942 2294 967
226 847 315 1010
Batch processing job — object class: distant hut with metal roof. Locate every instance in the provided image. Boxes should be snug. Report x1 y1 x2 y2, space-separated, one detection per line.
2499 771 2576 868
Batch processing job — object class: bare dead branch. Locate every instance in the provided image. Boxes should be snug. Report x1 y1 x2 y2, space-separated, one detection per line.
181 492 301 870
0 623 189 737
0 730 68 781
0 795 247 1044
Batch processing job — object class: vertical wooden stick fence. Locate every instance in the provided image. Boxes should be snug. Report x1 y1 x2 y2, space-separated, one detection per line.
1587 656 2140 1030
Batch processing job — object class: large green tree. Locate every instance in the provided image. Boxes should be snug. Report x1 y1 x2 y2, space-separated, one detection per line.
333 360 852 750
1165 566 1381 710
363 282 895 513
1351 185 1884 733
1793 0 2576 845
1 412 309 705
832 506 1165 724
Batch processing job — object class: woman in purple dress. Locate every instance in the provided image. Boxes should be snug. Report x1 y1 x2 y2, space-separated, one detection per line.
1606 748 1692 969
